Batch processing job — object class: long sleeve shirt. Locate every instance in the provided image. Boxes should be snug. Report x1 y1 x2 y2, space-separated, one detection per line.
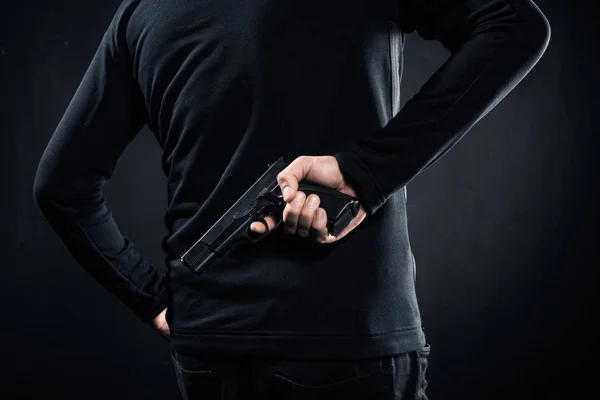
33 0 549 358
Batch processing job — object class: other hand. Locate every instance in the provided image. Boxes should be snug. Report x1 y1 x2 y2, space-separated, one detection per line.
151 308 170 340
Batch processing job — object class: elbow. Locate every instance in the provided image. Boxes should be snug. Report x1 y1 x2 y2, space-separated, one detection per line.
32 165 54 209
514 0 551 61
32 159 64 209
33 163 105 215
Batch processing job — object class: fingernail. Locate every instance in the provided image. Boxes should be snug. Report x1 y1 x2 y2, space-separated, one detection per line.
317 209 324 218
283 187 290 200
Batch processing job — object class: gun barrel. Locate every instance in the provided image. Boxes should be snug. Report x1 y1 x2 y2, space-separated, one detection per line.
180 158 288 273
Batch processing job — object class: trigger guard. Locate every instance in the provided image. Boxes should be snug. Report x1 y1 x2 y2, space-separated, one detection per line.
247 215 283 243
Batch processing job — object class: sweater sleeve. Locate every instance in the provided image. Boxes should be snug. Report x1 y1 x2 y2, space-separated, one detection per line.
32 0 167 322
334 0 550 215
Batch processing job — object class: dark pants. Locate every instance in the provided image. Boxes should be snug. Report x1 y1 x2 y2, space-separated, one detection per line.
171 344 430 399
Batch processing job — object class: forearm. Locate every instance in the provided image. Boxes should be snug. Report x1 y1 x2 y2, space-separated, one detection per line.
33 180 167 322
335 0 550 215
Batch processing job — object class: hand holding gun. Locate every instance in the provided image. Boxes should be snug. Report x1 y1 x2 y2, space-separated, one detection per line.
180 156 367 276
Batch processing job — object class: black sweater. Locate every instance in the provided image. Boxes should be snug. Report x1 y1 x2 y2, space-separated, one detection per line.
33 0 549 358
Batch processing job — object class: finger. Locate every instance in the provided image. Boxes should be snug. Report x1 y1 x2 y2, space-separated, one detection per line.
277 156 313 202
282 191 306 234
249 213 279 234
310 208 335 244
296 194 320 238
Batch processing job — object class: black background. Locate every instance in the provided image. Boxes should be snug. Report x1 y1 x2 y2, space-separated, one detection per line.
1 0 598 398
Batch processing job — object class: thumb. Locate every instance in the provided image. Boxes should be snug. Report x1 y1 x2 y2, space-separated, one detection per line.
277 156 313 202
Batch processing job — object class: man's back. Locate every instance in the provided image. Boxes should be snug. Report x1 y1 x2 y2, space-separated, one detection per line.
129 0 424 358
33 0 549 361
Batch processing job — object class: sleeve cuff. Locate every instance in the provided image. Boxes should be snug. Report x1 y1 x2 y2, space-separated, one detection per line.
333 144 387 215
136 287 169 323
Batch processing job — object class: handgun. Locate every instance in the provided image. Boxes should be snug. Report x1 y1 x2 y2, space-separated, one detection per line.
180 157 361 276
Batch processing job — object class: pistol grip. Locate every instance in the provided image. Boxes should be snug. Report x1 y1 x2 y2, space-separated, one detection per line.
297 184 360 237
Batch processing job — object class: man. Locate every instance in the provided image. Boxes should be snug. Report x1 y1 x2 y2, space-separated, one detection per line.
33 0 550 398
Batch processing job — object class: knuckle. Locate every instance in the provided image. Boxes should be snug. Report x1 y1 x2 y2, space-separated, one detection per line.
293 192 306 204
297 229 309 238
315 236 328 244
282 213 297 227
299 208 314 220
306 194 320 207
310 224 326 238
282 221 296 233
296 218 310 231
313 223 323 233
